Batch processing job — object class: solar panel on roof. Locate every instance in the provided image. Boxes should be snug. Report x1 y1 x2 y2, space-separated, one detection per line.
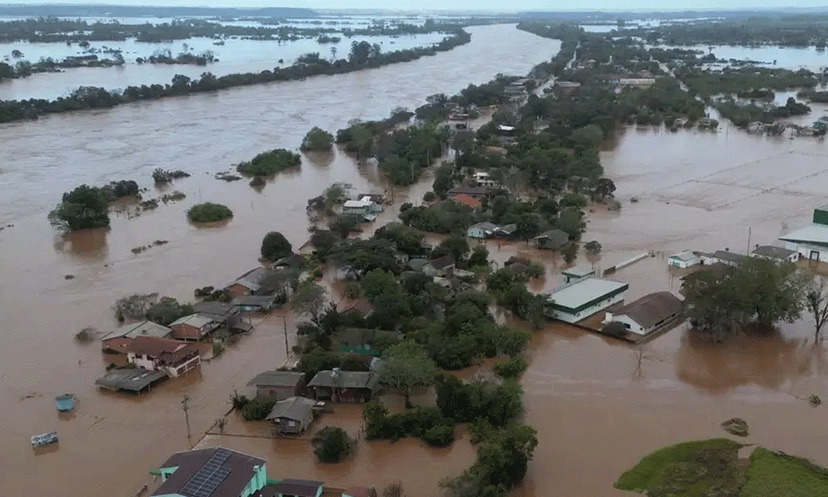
181 449 233 497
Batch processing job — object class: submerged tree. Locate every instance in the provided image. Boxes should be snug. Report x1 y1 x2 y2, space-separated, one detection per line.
806 279 828 342
379 341 439 408
48 184 110 231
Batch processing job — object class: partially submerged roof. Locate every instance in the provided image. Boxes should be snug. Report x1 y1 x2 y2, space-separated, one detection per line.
266 396 317 422
308 370 380 391
102 320 171 341
562 266 594 278
545 276 629 313
429 255 456 271
535 229 569 241
247 370 305 388
95 368 166 392
193 301 238 319
706 250 749 265
751 245 798 260
230 295 275 308
780 224 828 246
469 221 499 232
681 262 732 282
232 267 270 292
153 447 266 497
268 479 324 497
614 292 683 329
668 250 698 262
170 314 216 328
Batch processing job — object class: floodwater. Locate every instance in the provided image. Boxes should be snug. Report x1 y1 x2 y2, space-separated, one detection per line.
0 23 560 497
0 31 448 100
654 43 828 71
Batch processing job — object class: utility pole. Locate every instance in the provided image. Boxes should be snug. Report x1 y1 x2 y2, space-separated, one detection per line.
747 226 752 255
181 394 191 446
283 314 289 357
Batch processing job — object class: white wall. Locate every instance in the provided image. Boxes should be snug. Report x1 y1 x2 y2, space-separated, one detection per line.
607 314 645 335
555 292 626 324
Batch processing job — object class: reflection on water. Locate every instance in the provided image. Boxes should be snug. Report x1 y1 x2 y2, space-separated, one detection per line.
52 228 109 260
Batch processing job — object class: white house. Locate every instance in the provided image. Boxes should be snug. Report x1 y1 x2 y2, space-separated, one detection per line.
699 250 748 267
543 276 629 323
467 221 499 239
667 250 700 269
473 172 499 188
126 336 201 378
780 205 828 263
343 197 374 216
602 292 683 336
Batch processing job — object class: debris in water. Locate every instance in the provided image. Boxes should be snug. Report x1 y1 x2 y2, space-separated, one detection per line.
75 327 99 343
64 274 75 280
55 394 75 412
809 394 822 407
721 418 749 437
31 430 58 448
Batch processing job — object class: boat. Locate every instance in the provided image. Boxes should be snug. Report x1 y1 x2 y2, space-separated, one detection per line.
55 394 75 412
31 431 58 448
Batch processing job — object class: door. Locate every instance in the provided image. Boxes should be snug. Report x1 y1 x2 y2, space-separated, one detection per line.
810 250 820 265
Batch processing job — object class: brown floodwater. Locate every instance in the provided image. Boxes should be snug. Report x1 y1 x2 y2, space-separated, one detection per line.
3 21 828 497
0 24 560 497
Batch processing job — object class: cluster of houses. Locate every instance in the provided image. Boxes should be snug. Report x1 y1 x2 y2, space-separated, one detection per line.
150 446 372 497
95 264 296 394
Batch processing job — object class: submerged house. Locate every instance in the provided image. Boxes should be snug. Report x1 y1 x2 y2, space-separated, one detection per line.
750 245 799 263
170 314 220 341
266 396 318 435
602 292 684 336
100 320 172 354
227 267 272 299
667 250 700 269
126 336 201 378
247 371 307 401
467 221 499 239
307 370 380 403
543 276 629 323
698 250 748 267
151 447 267 497
533 229 569 250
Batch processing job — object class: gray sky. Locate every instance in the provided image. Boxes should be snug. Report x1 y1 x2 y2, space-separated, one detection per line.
5 0 828 12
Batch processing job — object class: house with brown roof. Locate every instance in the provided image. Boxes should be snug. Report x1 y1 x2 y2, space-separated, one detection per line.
151 447 267 497
226 267 271 299
446 185 495 199
602 292 684 336
423 255 455 277
307 370 380 403
266 396 318 435
127 336 201 378
450 193 481 210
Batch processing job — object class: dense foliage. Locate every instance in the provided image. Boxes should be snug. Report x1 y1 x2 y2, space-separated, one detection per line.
48 184 111 231
237 149 301 176
312 426 355 463
187 202 233 223
260 231 293 261
301 127 334 151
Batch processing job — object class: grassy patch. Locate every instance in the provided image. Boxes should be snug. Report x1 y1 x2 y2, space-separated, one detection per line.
740 448 828 497
614 438 745 497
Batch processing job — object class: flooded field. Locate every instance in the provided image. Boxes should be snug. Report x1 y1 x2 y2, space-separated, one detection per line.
0 31 449 100
0 23 558 497
3 18 828 497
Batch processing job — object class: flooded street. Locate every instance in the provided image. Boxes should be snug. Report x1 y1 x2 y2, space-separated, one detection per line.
0 24 559 497
3 18 828 497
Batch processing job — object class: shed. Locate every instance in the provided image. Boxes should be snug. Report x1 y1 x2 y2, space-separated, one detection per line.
266 397 318 435
534 229 569 250
602 292 683 336
544 276 629 323
308 370 380 403
95 368 167 393
247 371 306 401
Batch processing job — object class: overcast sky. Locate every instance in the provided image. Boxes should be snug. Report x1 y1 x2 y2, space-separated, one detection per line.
4 0 827 12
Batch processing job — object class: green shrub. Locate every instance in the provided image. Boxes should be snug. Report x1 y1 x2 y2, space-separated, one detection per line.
188 202 233 223
48 184 111 231
242 398 275 421
261 231 293 261
422 424 455 447
344 281 363 298
230 390 249 410
301 127 334 151
493 356 528 379
312 426 354 463
237 149 301 176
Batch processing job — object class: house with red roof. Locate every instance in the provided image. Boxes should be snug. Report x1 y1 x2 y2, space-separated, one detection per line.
450 193 481 210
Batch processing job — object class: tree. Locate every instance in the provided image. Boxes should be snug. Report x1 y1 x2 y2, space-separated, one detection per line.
379 341 439 408
301 127 334 151
261 231 293 261
313 426 354 463
432 162 454 197
187 203 233 223
361 269 399 302
571 124 604 149
435 234 470 262
561 242 578 264
292 280 328 326
585 240 602 255
805 279 828 341
468 245 490 268
48 184 110 231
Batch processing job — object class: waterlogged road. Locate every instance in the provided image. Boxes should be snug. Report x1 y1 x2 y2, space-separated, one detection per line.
0 24 560 497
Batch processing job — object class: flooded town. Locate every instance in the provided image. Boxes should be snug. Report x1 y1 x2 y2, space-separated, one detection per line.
3 3 828 497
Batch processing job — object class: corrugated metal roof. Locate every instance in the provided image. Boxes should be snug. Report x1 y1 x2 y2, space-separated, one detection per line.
266 397 316 422
247 370 305 388
102 320 171 340
780 224 828 245
545 276 628 312
614 292 683 329
170 314 216 328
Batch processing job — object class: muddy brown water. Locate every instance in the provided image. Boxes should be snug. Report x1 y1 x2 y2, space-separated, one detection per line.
3 22 828 497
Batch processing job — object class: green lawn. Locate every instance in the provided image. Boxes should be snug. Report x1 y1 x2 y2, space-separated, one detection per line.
740 448 828 497
616 440 828 497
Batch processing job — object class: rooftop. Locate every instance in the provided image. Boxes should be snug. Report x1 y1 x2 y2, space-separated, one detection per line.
751 245 798 260
780 224 828 246
230 295 275 308
669 250 697 262
469 221 499 232
545 276 629 312
247 370 305 388
95 368 166 392
267 479 324 497
308 370 379 391
429 255 456 271
192 301 238 319
709 250 749 264
232 267 270 292
344 198 373 208
266 396 317 422
170 314 216 329
127 336 197 361
614 292 683 329
451 193 481 209
153 447 266 497
102 320 171 341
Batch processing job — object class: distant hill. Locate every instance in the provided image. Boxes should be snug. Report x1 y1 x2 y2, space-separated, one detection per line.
0 4 318 19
